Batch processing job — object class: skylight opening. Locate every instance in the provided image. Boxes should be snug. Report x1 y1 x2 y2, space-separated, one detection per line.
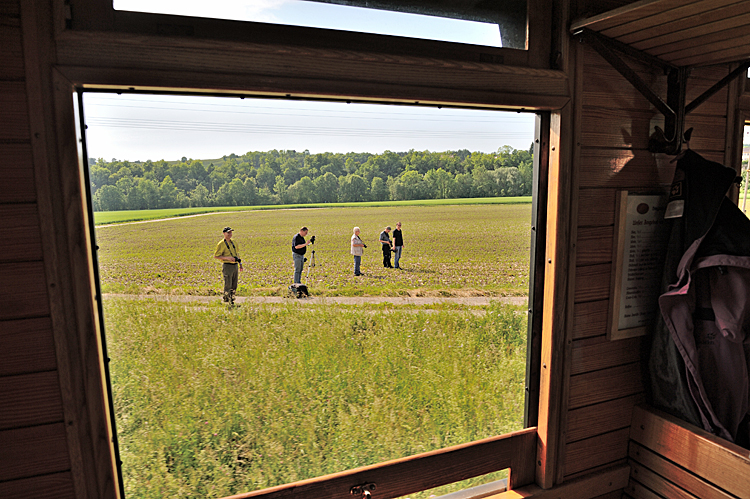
114 0 504 47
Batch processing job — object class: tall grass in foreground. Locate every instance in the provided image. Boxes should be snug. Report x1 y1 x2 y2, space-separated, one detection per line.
105 299 527 499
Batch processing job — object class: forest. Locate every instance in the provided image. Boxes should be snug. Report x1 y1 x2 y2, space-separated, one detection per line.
89 145 534 211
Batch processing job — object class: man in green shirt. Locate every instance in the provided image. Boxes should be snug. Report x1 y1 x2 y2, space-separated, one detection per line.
214 226 242 303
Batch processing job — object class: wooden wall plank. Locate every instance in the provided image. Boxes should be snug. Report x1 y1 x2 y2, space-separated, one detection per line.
681 63 733 82
592 492 626 499
569 362 643 409
629 442 737 499
626 479 666 499
0 261 50 320
582 57 665 111
0 203 43 262
577 226 614 267
578 189 617 227
581 108 727 152
0 81 30 140
0 423 70 482
567 394 644 443
0 317 57 376
0 471 76 499
581 108 657 150
0 0 20 16
630 406 750 499
578 149 674 189
564 458 629 483
571 336 642 375
573 300 609 340
574 263 611 302
564 428 630 478
0 143 36 203
0 371 64 430
0 23 25 80
682 114 731 152
628 462 698 499
581 45 729 115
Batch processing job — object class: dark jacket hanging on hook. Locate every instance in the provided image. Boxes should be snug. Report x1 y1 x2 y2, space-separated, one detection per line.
650 149 750 444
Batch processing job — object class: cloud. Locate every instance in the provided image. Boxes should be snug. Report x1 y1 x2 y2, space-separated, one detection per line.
114 0 293 23
240 0 293 23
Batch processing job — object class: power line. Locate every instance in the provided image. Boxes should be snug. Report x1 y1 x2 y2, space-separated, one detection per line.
85 117 533 139
84 97 533 123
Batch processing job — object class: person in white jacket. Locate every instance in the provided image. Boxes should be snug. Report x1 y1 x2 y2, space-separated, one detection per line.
350 226 366 276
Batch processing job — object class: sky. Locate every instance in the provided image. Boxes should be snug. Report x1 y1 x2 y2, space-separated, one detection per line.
83 94 537 162
82 1 535 162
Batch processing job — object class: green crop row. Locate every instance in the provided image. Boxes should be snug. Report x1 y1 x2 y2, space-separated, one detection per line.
95 203 532 297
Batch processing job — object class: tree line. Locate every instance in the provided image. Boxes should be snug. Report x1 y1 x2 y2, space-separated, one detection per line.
90 145 533 211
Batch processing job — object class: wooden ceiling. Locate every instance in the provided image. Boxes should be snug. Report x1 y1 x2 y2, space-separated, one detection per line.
570 0 750 67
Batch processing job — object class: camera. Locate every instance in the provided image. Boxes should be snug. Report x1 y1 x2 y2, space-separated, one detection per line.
363 244 367 248
235 257 241 264
310 235 316 244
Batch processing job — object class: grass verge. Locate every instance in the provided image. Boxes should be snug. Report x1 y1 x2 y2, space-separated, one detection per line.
106 298 527 499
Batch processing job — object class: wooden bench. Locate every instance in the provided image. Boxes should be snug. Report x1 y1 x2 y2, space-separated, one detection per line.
627 405 750 499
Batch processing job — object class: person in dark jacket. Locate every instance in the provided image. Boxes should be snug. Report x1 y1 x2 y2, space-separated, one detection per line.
392 222 404 269
379 226 393 268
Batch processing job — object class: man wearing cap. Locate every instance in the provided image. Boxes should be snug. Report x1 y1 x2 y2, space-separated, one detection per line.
214 227 242 303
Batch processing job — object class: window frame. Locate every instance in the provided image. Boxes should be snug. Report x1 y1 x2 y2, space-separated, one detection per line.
42 2 572 497
64 0 553 70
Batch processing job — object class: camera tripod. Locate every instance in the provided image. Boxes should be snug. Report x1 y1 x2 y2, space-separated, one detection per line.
306 242 316 278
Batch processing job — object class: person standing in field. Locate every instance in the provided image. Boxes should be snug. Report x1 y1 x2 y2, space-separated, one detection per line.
214 226 243 303
351 226 366 276
292 226 314 284
379 225 394 268
392 221 404 269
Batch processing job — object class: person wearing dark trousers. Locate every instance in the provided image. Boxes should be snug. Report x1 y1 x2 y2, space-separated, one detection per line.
214 226 243 303
379 226 393 268
292 226 313 284
392 221 404 269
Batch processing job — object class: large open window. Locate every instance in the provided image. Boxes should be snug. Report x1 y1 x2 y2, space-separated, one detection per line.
79 89 547 498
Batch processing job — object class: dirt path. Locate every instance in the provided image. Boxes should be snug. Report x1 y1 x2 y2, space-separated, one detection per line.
104 294 528 306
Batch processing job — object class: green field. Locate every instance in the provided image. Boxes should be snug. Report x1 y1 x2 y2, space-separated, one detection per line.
100 202 532 498
96 203 532 297
93 197 531 225
106 299 527 499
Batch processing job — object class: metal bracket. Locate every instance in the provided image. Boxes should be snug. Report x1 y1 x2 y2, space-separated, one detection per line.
574 27 750 155
350 482 377 498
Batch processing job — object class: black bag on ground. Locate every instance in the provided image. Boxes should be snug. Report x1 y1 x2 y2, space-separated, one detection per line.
289 283 309 298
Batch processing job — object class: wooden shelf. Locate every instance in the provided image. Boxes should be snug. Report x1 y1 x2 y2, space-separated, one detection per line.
571 0 750 67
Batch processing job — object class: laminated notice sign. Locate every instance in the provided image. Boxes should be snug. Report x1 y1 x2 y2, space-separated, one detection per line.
608 191 671 341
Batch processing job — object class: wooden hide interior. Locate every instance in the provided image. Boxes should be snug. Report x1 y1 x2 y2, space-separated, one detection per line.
2 0 750 498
